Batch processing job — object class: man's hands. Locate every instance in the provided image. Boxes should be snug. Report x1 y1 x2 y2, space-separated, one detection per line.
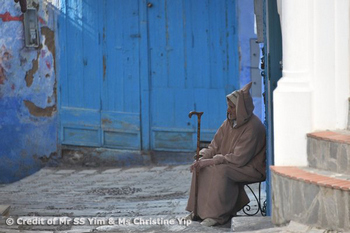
193 154 203 160
190 159 216 172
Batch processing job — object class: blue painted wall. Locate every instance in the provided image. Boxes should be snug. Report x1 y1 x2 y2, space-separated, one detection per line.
237 0 264 121
0 1 57 183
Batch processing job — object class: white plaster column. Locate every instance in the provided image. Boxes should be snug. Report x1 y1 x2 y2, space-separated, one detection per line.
273 0 313 166
336 0 350 128
326 0 349 129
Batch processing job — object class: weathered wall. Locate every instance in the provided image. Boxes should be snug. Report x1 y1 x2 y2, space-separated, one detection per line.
0 0 57 183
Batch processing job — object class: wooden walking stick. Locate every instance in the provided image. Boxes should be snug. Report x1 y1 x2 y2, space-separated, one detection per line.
189 111 203 220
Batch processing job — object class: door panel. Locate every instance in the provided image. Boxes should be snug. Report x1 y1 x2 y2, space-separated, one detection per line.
60 0 102 147
148 0 238 151
61 108 101 146
101 0 141 149
60 0 141 149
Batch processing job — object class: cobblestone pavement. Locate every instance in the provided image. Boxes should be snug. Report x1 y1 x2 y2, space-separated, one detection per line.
0 165 338 232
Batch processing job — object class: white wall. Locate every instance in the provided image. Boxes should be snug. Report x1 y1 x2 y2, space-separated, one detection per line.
273 0 350 166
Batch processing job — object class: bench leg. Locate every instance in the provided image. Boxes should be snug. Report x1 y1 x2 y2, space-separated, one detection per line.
242 182 266 216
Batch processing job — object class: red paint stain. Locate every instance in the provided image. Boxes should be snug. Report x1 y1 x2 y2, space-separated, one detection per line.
46 61 51 69
0 12 23 22
11 84 15 90
0 12 46 25
38 17 46 25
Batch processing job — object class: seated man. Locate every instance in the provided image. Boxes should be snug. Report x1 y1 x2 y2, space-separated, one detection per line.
185 82 266 227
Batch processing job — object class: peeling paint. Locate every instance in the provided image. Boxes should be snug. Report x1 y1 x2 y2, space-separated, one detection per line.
0 66 6 85
0 0 58 183
103 55 106 80
23 99 56 117
41 27 55 86
25 51 40 87
102 118 112 124
41 27 55 64
0 47 12 85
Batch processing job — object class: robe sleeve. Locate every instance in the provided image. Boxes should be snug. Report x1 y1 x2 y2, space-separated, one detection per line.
218 123 262 167
199 121 226 159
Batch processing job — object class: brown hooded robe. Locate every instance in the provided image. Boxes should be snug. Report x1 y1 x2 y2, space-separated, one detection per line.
186 82 266 224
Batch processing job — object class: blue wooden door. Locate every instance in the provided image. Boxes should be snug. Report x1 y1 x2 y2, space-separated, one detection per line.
101 0 141 149
59 0 141 149
59 0 102 147
148 0 239 151
58 0 238 152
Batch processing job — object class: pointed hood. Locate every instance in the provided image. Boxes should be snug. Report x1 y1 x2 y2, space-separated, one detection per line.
226 82 255 128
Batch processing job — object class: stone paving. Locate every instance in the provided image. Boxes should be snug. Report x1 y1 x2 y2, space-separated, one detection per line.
0 164 340 232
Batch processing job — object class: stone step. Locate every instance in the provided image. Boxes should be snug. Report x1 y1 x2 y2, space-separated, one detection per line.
307 130 350 174
270 166 350 231
0 205 10 216
231 216 273 232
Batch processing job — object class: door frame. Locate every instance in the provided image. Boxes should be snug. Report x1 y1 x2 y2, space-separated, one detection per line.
264 0 283 216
